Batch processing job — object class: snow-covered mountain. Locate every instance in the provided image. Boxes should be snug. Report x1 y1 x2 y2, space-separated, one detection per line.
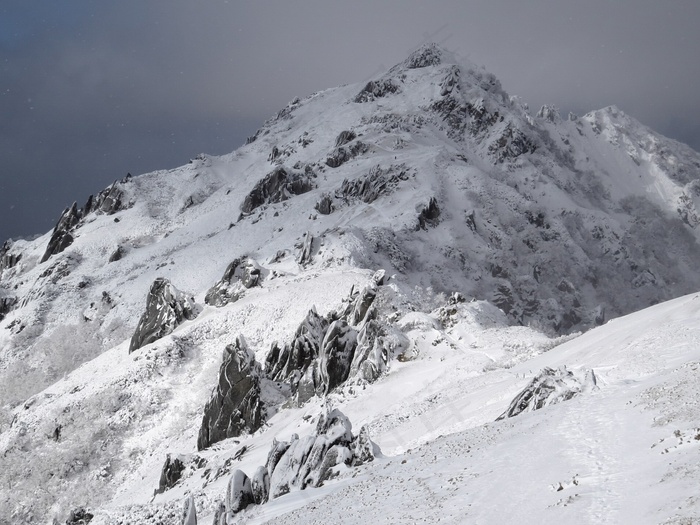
1 44 700 524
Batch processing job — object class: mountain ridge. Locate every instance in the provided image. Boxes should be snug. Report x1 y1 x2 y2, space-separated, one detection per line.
1 43 700 523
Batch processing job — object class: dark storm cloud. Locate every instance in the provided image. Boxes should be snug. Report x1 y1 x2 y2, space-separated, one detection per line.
2 1 700 242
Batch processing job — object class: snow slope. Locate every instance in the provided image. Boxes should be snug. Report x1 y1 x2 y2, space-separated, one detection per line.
1 43 700 523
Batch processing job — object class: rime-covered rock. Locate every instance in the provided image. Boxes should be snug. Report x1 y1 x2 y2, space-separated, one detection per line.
348 284 377 326
66 507 94 525
129 278 198 353
325 142 369 168
225 470 254 515
496 366 597 421
265 408 375 499
265 307 328 389
403 42 443 69
537 104 561 123
251 466 270 505
297 231 314 266
334 130 356 147
335 165 408 205
180 495 197 525
197 336 265 450
353 79 401 103
241 167 314 214
204 257 262 307
319 320 358 394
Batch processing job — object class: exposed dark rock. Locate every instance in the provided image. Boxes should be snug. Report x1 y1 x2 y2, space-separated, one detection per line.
197 336 265 451
354 79 401 103
205 257 263 307
325 140 370 168
315 193 334 215
488 124 537 163
334 130 357 147
496 366 597 421
128 278 198 353
439 65 460 96
65 507 94 524
265 307 328 389
241 167 314 214
108 245 126 263
319 320 358 394
417 197 440 229
0 296 17 322
156 454 186 494
297 231 314 266
41 202 81 263
403 43 443 69
295 361 322 405
83 181 126 216
0 241 21 272
335 165 409 204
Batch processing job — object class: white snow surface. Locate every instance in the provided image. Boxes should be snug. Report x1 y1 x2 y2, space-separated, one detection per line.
1 43 700 524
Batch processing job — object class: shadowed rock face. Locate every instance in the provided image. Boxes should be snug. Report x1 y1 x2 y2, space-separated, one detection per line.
241 167 314 214
40 202 81 263
496 366 597 421
128 278 197 353
197 336 265 451
0 296 17 322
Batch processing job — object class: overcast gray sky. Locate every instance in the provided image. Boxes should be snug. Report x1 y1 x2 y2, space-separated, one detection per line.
2 1 700 243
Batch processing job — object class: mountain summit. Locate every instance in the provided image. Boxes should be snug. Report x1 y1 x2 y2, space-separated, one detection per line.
2 44 700 523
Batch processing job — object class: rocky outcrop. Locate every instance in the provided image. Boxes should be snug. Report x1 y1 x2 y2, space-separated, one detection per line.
155 454 204 494
41 179 129 264
214 408 376 521
128 278 198 353
325 141 369 168
315 193 334 215
265 307 328 390
353 79 401 103
180 495 196 525
65 507 94 525
0 296 17 322
241 167 314 214
334 130 356 147
335 164 409 205
496 366 597 421
205 257 263 307
417 197 440 229
197 336 265 451
318 320 358 394
108 245 126 263
403 43 443 69
40 202 81 263
296 231 314 266
0 241 21 272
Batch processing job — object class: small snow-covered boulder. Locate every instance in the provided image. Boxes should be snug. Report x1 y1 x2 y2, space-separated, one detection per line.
496 366 597 420
197 336 265 450
296 231 315 266
225 470 254 515
129 278 198 353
